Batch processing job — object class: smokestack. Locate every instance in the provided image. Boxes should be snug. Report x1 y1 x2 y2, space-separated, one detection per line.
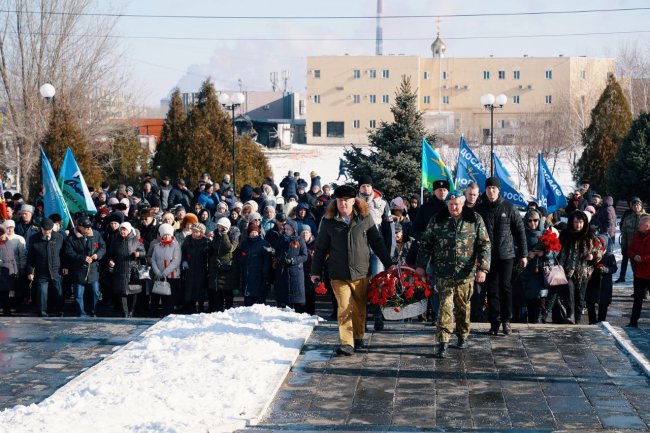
375 0 383 56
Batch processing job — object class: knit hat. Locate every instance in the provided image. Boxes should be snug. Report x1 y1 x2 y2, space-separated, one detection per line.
217 202 228 212
126 186 134 195
190 223 206 233
248 212 262 222
233 201 243 210
216 217 231 231
120 198 130 208
247 223 261 235
108 197 119 206
119 222 133 233
631 196 642 205
485 176 501 189
299 224 311 233
390 197 405 210
284 219 298 234
158 223 174 237
244 200 259 212
357 175 373 188
275 212 287 222
394 222 403 233
2 219 15 229
310 175 321 189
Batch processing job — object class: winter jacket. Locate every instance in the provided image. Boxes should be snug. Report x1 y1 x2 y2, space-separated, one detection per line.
628 230 650 280
585 252 617 305
208 228 240 292
7 235 27 276
63 228 107 284
406 196 446 265
558 212 604 284
475 195 528 261
27 232 66 280
137 220 160 253
108 232 146 295
565 197 587 215
198 191 221 214
168 187 194 211
621 211 649 250
594 196 617 239
159 184 173 210
279 175 297 199
274 220 309 305
311 198 392 281
181 235 210 302
151 239 181 280
0 240 18 290
239 236 271 298
14 221 39 249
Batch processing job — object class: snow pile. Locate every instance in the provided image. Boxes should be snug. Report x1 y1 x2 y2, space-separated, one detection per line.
0 305 320 433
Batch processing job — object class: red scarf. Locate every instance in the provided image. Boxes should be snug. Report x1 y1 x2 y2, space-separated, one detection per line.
160 238 174 246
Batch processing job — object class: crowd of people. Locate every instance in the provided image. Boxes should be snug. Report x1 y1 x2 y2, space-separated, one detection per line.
0 170 648 356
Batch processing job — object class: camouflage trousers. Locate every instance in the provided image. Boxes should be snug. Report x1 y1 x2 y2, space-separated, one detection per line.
437 277 474 343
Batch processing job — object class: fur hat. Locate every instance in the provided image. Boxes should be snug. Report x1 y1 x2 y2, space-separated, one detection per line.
333 185 357 199
158 223 175 237
432 179 451 191
21 204 35 214
181 213 199 227
357 175 373 188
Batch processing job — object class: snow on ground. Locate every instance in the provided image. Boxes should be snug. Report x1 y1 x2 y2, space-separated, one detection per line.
0 305 321 433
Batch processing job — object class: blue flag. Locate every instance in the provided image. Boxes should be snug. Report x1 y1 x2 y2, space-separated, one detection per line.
492 152 528 207
41 147 71 229
58 147 97 215
456 136 488 192
537 153 567 213
421 137 454 190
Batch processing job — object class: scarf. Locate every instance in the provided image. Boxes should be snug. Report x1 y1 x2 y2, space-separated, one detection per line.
160 238 174 246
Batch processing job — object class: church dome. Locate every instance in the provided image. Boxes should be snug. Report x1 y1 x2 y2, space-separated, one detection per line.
431 33 446 58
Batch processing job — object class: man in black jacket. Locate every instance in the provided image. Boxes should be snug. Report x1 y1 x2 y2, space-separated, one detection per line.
406 180 449 264
27 218 66 317
311 185 392 356
475 177 528 336
167 179 194 211
64 216 106 317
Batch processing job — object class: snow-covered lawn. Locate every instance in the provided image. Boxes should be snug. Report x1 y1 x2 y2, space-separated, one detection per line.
0 305 321 433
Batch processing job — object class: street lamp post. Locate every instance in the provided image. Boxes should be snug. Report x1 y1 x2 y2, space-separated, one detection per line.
39 83 56 103
480 93 507 176
220 92 246 193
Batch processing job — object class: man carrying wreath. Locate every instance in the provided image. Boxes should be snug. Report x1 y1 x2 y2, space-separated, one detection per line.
415 190 491 358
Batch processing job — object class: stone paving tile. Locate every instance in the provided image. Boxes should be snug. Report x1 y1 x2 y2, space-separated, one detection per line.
0 316 157 410
255 321 650 432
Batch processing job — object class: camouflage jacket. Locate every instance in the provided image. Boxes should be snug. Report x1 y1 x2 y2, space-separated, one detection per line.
415 206 491 280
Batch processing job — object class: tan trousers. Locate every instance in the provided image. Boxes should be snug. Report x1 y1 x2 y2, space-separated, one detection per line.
331 278 368 346
437 277 474 343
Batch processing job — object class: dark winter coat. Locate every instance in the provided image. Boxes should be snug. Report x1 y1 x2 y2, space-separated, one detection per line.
279 175 297 199
558 211 603 284
274 220 308 305
264 178 280 197
476 195 528 261
0 240 17 291
565 197 587 215
239 184 254 203
15 221 39 250
293 213 319 237
239 236 272 298
311 198 392 281
594 196 617 239
406 196 446 265
138 220 160 253
159 184 173 210
108 232 146 295
585 252 617 305
208 228 240 292
181 235 210 302
27 231 66 281
168 186 194 211
63 229 107 284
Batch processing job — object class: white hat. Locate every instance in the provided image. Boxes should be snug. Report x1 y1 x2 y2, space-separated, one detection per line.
233 201 243 210
120 198 130 207
216 217 231 232
119 222 133 233
158 223 174 237
244 200 259 212
275 196 285 205
248 212 262 223
217 202 228 211
108 197 119 205
2 219 15 228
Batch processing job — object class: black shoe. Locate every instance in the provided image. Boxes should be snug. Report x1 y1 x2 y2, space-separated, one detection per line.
434 342 448 358
89 311 96 318
489 323 500 336
336 345 355 356
374 317 384 331
457 336 468 349
626 322 638 328
616 277 626 283
502 322 512 335
39 313 49 317
354 339 365 350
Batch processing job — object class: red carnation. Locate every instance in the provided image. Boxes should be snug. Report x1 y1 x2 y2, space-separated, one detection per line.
394 307 400 313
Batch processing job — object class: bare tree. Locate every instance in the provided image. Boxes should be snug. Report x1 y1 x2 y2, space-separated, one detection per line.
0 0 131 197
616 40 650 116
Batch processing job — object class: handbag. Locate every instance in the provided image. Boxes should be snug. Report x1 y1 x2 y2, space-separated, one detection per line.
152 278 172 296
543 258 568 288
135 264 151 280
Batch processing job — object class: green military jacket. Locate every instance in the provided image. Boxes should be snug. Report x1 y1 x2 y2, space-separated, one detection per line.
415 206 491 281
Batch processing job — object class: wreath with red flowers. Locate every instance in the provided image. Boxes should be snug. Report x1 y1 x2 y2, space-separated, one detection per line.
368 266 431 317
536 229 561 253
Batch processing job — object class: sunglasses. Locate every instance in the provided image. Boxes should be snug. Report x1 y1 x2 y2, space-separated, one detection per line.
527 219 539 222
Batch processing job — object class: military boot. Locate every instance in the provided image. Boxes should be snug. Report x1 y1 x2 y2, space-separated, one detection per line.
434 342 448 358
457 336 468 349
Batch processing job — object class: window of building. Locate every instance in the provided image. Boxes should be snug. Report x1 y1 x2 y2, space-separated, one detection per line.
442 71 448 80
353 69 361 79
314 70 321 78
423 95 431 104
545 95 552 104
513 70 520 80
369 120 376 128
497 120 505 128
424 71 430 80
498 70 506 79
326 121 344 137
312 122 321 137
382 95 389 103
512 95 520 104
483 70 490 80
442 95 449 104
353 120 360 129
382 69 390 78
369 69 377 78
580 70 586 80
353 94 360 103
545 69 553 79
369 95 377 103
313 95 320 104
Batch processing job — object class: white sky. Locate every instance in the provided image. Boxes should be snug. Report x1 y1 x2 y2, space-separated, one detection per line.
112 0 650 106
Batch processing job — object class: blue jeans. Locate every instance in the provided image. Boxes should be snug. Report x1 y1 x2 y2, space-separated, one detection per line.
73 281 100 316
37 277 63 316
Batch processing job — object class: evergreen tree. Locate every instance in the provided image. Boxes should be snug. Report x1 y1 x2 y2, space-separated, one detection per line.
153 89 187 181
101 126 150 187
573 74 632 194
182 79 271 187
36 104 100 196
343 75 435 198
607 112 650 203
